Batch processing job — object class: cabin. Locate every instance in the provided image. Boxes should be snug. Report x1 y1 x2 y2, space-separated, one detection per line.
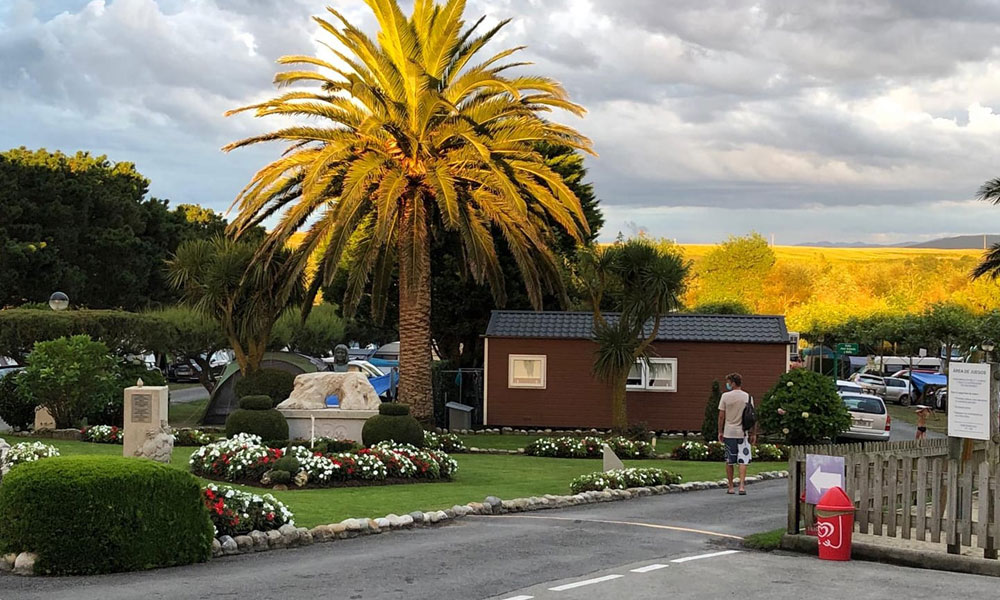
483 310 791 431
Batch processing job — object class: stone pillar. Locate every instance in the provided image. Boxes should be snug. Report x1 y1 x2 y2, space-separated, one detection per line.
123 385 169 458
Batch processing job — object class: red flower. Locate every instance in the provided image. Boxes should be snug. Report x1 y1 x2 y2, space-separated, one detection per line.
205 489 215 500
266 512 275 521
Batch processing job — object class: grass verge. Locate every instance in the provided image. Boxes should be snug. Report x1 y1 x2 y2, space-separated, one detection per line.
742 528 785 551
885 403 947 435
169 399 209 429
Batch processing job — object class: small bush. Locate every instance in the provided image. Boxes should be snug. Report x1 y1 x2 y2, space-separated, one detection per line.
362 411 425 447
202 484 293 537
754 443 788 462
239 395 274 411
269 470 292 484
758 369 851 445
0 375 33 431
525 436 653 459
271 455 300 474
173 428 212 447
1 441 60 474
234 369 296 406
81 424 123 444
0 456 213 575
189 433 284 482
225 405 289 442
671 441 785 462
671 441 709 460
570 468 681 493
702 380 722 442
378 402 410 416
623 421 653 442
92 362 169 427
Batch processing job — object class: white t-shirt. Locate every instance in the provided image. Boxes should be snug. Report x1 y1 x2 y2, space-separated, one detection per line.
719 389 751 439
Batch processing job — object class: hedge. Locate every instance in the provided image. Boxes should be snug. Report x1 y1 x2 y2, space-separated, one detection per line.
362 403 424 447
524 436 655 459
570 468 681 493
0 456 213 575
0 309 169 363
234 369 296 406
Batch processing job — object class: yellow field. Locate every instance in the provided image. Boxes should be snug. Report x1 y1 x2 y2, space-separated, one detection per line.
679 244 982 262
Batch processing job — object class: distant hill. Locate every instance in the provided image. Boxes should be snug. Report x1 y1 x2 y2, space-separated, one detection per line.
906 234 999 250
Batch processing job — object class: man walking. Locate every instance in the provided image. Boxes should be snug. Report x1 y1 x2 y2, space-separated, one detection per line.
718 373 756 495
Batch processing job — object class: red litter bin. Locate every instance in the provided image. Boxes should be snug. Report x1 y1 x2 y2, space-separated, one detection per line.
815 486 854 561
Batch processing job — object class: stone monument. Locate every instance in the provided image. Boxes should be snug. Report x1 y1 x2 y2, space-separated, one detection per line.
123 380 169 459
134 423 174 463
33 406 55 431
277 372 381 442
602 444 625 471
331 344 350 372
0 437 10 478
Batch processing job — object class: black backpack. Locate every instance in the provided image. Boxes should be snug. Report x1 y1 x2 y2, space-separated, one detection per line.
741 395 757 433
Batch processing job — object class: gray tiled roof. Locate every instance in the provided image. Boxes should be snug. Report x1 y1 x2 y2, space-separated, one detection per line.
485 310 789 344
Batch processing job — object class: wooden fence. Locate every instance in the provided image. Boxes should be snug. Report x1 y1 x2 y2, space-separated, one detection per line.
787 439 1000 557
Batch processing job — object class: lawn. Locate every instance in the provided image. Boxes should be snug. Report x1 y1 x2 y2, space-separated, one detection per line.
168 383 202 392
1 435 783 528
169 399 209 429
885 403 948 435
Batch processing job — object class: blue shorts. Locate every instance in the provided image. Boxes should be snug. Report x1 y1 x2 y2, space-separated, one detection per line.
724 437 752 465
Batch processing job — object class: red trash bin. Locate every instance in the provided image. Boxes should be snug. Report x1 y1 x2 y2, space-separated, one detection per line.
816 486 854 561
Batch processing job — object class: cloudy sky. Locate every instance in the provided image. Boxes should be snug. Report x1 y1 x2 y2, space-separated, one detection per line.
3 0 1000 244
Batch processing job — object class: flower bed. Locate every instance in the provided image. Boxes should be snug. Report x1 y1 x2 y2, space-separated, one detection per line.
671 441 788 462
189 434 458 489
570 467 681 493
424 431 468 453
81 425 123 444
1 442 60 474
174 429 213 447
524 436 654 459
202 484 294 537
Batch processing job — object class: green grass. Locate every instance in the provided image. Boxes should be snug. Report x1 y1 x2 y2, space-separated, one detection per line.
456 434 685 455
169 399 208 429
885 403 947 435
742 528 785 551
1 435 783 528
168 383 202 392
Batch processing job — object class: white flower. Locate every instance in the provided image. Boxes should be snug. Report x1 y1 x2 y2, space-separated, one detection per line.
801 412 810 419
782 428 790 434
787 381 794 387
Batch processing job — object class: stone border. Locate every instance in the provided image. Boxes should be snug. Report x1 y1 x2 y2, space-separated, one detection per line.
205 470 789 560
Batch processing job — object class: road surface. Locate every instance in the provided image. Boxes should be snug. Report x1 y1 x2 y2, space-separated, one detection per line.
169 385 210 404
3 479 995 600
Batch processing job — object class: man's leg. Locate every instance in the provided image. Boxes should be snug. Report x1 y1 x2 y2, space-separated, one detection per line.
738 464 748 491
726 463 735 491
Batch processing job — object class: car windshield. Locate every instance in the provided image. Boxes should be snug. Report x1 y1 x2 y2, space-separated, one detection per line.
842 395 885 415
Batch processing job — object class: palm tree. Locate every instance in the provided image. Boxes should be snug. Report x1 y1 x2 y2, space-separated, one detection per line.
972 178 1000 280
167 237 304 375
578 240 690 431
223 0 592 420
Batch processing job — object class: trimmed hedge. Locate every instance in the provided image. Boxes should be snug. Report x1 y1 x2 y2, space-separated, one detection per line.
234 369 296 406
0 456 213 575
239 395 274 411
225 405 289 442
362 404 424 447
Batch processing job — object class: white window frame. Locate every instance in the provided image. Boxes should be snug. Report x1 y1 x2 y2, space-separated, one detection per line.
508 354 547 389
626 358 678 392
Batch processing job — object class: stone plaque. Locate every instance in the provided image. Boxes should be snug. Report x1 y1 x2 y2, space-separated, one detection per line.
132 394 152 424
34 406 56 431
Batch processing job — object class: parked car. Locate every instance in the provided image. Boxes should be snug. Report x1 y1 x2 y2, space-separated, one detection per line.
890 368 938 380
882 377 912 406
838 393 891 442
167 360 201 383
933 387 948 411
836 379 864 394
852 373 887 397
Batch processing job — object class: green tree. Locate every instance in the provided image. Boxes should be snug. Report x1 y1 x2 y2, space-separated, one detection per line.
271 303 347 357
579 239 690 430
702 380 722 442
694 233 776 309
167 238 304 375
0 148 230 309
16 335 117 428
923 302 976 373
758 369 851 445
148 306 228 392
690 300 752 315
223 1 592 420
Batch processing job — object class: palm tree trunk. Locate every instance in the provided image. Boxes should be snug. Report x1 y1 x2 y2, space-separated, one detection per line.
397 197 434 423
611 371 629 432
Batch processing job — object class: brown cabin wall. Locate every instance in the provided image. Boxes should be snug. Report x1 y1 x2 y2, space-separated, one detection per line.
485 337 787 431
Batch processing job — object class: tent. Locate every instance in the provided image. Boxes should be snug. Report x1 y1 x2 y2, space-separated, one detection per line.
201 352 329 425
909 371 947 393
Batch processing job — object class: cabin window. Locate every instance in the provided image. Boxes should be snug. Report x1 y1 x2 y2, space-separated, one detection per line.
508 354 546 389
626 358 678 392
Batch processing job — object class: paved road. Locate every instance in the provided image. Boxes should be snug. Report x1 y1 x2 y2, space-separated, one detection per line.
890 417 945 441
169 386 210 404
2 479 994 600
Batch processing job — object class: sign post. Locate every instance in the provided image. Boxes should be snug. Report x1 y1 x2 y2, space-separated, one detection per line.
836 343 859 355
806 454 845 504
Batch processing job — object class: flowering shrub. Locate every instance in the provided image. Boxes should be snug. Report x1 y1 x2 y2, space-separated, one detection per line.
672 440 786 462
284 445 388 484
424 431 468 453
671 441 709 460
525 436 654 459
759 368 851 444
173 428 213 447
2 441 60 473
202 484 294 537
81 425 122 444
570 468 681 493
189 433 283 482
373 441 459 479
754 443 788 462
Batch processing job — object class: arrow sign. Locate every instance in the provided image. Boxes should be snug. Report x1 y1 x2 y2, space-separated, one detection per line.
805 454 845 504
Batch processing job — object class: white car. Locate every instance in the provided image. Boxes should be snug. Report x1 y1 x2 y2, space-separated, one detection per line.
838 393 891 442
836 379 863 394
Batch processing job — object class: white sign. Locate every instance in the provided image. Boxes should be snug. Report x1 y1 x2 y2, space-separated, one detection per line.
948 363 991 440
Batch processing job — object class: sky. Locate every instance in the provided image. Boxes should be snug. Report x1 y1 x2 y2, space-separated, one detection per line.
3 0 1000 244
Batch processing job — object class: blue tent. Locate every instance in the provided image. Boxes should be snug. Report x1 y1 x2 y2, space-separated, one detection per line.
910 372 947 393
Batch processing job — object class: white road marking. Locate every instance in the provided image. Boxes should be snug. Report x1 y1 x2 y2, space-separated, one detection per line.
670 550 741 563
548 574 624 591
501 596 534 600
630 563 669 573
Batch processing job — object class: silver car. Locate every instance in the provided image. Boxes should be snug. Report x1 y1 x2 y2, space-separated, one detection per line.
853 373 887 397
838 393 891 441
882 377 912 406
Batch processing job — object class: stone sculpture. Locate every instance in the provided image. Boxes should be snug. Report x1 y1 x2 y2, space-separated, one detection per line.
331 344 350 373
134 422 174 464
0 438 10 478
277 372 381 411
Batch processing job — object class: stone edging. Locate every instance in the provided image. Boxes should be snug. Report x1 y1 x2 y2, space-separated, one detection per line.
204 470 789 561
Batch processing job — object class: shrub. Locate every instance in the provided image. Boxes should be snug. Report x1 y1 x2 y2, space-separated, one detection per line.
362 406 425 447
671 441 709 461
570 467 681 493
202 484 294 537
271 454 301 474
702 380 722 442
234 369 296 406
1 441 60 474
754 443 788 462
189 433 285 482
16 335 118 428
81 424 123 444
758 369 852 445
270 470 292 484
605 437 655 459
372 442 459 479
438 433 468 453
173 428 213 446
670 441 785 462
0 456 213 575
0 374 33 431
239 395 274 411
90 361 169 427
706 441 728 461
622 421 653 442
225 398 289 442
524 436 654 459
